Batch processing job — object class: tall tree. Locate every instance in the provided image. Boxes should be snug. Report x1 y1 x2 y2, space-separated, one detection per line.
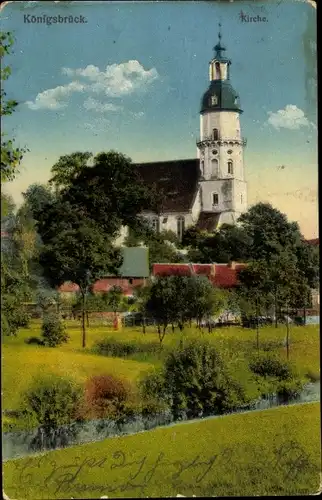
1 32 27 182
48 152 93 192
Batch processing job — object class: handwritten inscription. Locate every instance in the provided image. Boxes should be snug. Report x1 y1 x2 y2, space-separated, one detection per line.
12 442 315 497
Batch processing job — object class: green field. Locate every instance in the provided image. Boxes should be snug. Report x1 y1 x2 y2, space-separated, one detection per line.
2 322 320 419
3 402 321 498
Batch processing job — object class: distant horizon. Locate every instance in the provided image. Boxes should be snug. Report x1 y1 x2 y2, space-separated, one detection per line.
1 0 318 238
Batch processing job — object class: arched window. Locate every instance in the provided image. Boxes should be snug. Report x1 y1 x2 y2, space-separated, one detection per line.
177 216 185 241
151 217 160 233
213 128 219 140
228 160 233 175
241 194 243 204
212 193 219 206
211 158 218 178
215 62 221 80
201 160 204 177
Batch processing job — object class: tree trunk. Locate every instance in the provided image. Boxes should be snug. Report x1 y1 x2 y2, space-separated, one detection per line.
86 311 89 327
303 306 306 326
81 291 87 348
286 303 290 360
256 298 259 351
142 315 146 334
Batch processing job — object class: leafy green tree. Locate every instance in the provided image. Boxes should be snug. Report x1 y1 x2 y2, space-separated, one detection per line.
38 208 123 348
1 32 27 181
107 285 123 315
49 152 93 191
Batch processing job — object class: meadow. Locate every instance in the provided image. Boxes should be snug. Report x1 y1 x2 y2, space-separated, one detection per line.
3 402 321 498
2 320 320 424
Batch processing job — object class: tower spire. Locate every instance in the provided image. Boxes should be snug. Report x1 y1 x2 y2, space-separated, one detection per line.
213 22 226 60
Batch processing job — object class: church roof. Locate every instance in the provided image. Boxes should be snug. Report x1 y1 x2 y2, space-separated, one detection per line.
134 159 199 213
196 212 220 232
201 80 242 114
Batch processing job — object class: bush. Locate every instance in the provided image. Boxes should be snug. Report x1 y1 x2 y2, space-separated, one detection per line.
161 340 247 419
23 374 83 428
84 374 135 420
249 355 293 381
93 338 161 358
276 379 304 401
25 336 44 345
41 313 69 347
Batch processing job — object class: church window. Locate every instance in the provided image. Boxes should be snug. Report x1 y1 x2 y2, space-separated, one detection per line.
227 149 233 155
151 217 160 233
215 62 221 80
212 193 219 206
162 217 168 223
211 158 218 177
228 160 233 174
213 128 219 140
241 194 243 203
201 160 204 176
177 216 185 241
212 149 218 155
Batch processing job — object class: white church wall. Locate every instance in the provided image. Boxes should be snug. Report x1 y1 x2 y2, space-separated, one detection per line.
199 178 233 213
232 179 248 213
114 225 129 247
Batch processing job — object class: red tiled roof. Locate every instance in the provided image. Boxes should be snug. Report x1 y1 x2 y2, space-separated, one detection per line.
152 263 192 277
152 262 247 288
59 279 137 296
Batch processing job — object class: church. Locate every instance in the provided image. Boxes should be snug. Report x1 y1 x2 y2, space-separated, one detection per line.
117 29 248 245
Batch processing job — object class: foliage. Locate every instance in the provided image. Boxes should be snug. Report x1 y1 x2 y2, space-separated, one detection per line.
23 374 83 428
163 340 247 419
107 285 123 314
1 31 28 181
249 354 294 380
41 313 69 347
93 337 162 358
84 374 135 420
49 151 93 191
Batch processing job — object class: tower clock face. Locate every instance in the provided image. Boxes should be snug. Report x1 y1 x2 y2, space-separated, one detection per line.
211 95 218 105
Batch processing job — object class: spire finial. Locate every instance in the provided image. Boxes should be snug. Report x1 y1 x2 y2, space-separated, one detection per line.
218 22 222 42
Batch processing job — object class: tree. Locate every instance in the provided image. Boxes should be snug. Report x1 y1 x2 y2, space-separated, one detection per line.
145 277 177 347
49 152 93 192
107 286 123 316
238 202 302 263
1 32 27 181
38 207 123 348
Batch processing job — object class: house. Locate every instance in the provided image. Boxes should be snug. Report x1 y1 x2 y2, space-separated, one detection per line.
152 262 247 288
115 28 248 245
58 246 149 299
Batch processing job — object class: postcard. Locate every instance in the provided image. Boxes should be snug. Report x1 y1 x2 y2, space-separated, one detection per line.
1 0 319 498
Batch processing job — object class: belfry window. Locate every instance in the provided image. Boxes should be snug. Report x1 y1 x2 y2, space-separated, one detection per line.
177 216 185 241
211 158 218 178
212 193 219 206
215 62 221 80
213 128 219 140
228 160 233 175
151 217 160 233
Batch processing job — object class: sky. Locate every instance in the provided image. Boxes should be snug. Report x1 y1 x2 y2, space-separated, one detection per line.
1 0 318 238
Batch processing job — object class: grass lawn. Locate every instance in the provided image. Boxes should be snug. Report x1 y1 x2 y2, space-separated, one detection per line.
3 402 321 498
2 321 319 430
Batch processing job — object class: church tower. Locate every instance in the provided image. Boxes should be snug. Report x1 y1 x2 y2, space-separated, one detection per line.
197 25 247 227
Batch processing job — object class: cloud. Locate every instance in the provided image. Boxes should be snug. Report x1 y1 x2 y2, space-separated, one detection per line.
26 81 85 110
267 105 312 130
62 60 159 97
81 117 110 132
83 97 121 113
27 60 158 111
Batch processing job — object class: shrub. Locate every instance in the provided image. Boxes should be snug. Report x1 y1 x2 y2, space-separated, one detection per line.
276 379 304 401
162 340 247 419
25 336 44 345
23 374 83 428
84 374 135 420
41 313 69 347
93 338 162 358
249 355 293 381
